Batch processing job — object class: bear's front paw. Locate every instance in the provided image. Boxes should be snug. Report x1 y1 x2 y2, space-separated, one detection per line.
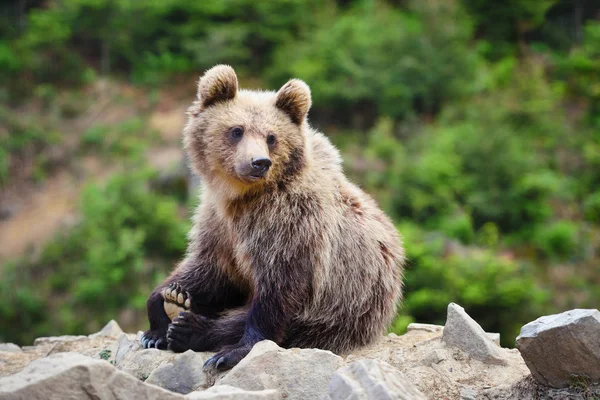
203 343 253 371
141 329 167 349
166 311 212 352
162 283 192 321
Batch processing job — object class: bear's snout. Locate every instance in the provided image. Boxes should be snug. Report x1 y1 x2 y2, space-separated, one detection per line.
250 157 272 177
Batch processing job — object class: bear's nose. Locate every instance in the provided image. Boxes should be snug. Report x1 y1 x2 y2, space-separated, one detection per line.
251 157 272 172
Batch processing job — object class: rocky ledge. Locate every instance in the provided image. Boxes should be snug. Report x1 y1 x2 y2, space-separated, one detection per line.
1 304 598 399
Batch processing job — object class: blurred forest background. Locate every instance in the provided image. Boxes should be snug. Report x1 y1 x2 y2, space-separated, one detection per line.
0 0 599 347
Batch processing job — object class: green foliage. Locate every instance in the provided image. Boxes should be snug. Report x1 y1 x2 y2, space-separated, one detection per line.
464 0 558 58
270 0 479 121
82 118 153 157
0 108 61 184
1 0 599 347
1 0 323 92
533 221 578 259
553 21 600 128
352 69 565 237
0 168 188 344
99 349 111 360
583 192 600 223
391 222 548 345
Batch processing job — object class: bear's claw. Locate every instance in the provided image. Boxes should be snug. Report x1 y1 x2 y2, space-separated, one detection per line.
140 329 168 349
202 343 252 371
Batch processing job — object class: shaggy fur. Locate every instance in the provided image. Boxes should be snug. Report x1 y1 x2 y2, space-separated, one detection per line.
141 65 405 370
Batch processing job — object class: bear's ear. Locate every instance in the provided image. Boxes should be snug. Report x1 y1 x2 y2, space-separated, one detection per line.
197 65 238 108
275 79 311 125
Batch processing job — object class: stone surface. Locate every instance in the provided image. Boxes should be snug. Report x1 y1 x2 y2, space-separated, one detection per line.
407 322 500 345
0 343 22 353
421 348 446 366
89 319 124 338
4 308 594 400
327 359 427 400
33 335 88 346
0 352 184 400
218 340 344 400
481 375 600 400
516 308 600 388
186 385 279 399
407 323 444 333
146 350 209 394
115 332 140 364
117 347 177 381
486 332 501 346
442 303 506 365
460 385 478 400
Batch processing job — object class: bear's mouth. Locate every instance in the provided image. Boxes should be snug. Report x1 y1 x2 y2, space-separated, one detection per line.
244 173 266 182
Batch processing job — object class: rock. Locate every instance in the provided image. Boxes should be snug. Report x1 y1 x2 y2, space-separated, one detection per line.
460 385 478 400
487 332 501 346
408 322 500 345
33 335 88 346
0 352 184 400
89 320 124 338
185 385 279 399
481 375 600 400
146 350 209 394
326 359 427 400
407 323 443 333
0 344 22 353
218 340 343 400
442 303 506 365
516 308 600 388
115 332 140 364
421 348 446 366
117 348 177 381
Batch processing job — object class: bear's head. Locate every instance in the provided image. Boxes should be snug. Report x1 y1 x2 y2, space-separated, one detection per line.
183 65 311 198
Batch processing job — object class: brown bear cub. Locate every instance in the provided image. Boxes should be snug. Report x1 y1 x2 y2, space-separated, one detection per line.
141 65 405 371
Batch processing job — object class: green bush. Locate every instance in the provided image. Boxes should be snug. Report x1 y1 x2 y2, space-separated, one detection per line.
0 108 61 184
82 118 154 157
533 220 579 259
553 21 600 127
583 192 600 223
392 222 548 346
269 0 479 122
0 168 189 344
348 62 566 238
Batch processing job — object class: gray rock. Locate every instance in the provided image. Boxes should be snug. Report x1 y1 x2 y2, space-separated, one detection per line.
117 347 177 381
33 335 88 346
442 303 506 365
218 340 343 400
146 350 209 394
0 352 183 399
89 320 124 338
487 332 501 346
327 359 427 400
407 323 444 333
421 348 446 365
516 308 600 388
0 343 22 353
460 385 478 400
185 385 279 399
115 332 140 364
408 322 500 345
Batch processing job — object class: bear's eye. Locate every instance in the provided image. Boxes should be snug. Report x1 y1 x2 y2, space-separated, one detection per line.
267 134 276 146
229 126 244 140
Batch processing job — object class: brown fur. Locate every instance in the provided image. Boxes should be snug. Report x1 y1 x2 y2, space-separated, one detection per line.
142 65 405 368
